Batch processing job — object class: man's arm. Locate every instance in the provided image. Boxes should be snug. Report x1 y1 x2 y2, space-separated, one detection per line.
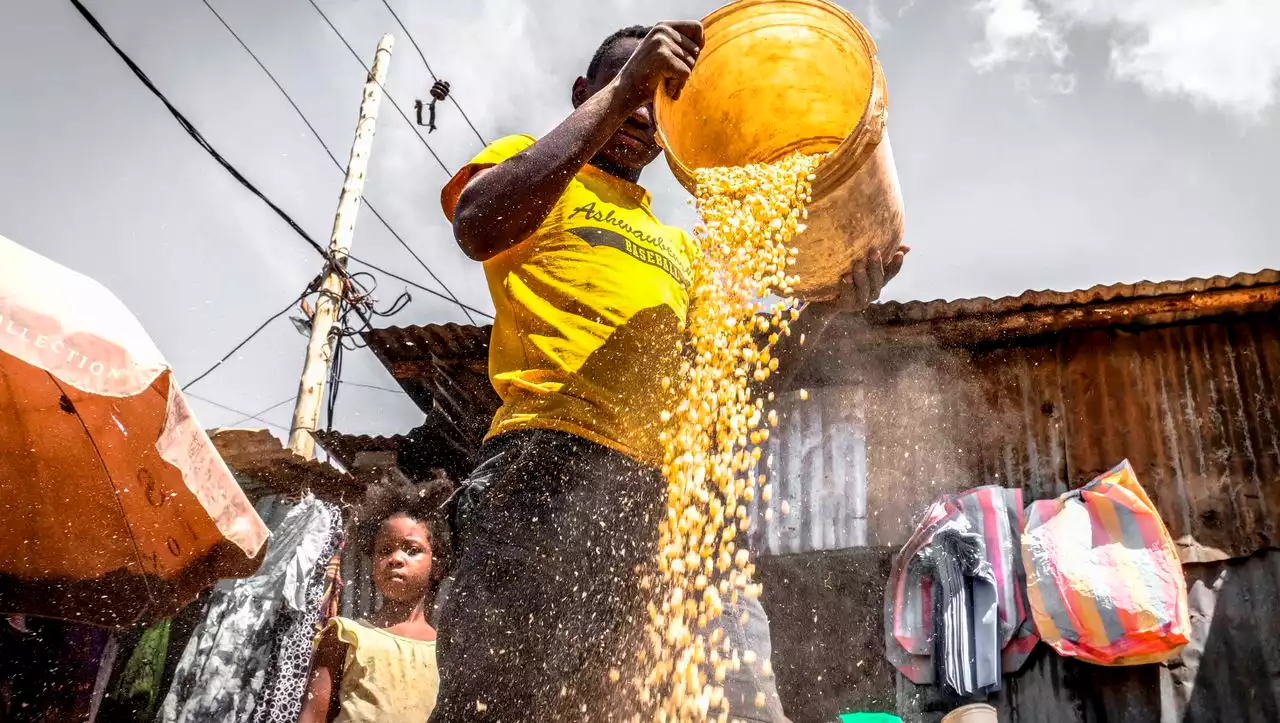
452 22 703 262
763 245 910 393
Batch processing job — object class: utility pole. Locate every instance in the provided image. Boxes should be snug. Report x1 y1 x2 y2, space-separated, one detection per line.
289 34 394 458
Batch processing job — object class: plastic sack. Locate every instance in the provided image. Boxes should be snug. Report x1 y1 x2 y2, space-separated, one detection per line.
1022 460 1190 666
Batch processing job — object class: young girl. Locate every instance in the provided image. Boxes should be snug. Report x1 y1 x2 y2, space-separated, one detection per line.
298 474 454 723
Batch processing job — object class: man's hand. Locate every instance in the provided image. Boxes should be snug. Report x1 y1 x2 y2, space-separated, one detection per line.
616 22 704 107
837 244 910 312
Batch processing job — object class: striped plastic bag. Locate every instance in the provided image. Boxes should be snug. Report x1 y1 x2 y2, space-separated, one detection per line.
1022 460 1190 666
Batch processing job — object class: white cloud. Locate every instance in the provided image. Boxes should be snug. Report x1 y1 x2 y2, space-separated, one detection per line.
972 0 1068 71
972 0 1280 119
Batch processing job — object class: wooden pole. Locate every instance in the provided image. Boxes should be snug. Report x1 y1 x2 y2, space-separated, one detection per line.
289 34 394 458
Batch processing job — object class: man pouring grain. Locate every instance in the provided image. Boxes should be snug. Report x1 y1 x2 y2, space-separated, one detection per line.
434 21 907 721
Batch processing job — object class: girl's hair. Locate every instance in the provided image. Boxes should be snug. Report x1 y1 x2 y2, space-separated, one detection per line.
349 469 456 590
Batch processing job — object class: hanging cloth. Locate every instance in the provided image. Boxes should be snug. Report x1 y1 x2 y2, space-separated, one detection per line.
104 618 173 721
885 486 1037 686
159 496 338 722
919 527 1000 697
252 506 344 723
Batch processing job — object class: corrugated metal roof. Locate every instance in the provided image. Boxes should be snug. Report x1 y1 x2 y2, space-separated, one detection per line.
362 323 491 387
210 428 365 502
359 271 1280 375
869 269 1280 323
311 429 403 469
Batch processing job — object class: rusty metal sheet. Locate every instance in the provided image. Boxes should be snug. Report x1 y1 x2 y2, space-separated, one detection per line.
1056 320 1280 560
210 428 362 501
870 269 1279 324
311 429 404 469
361 323 494 417
780 311 1279 560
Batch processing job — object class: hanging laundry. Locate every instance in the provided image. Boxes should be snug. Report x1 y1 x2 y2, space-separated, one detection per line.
159 496 339 723
1022 460 1190 666
252 510 344 723
885 486 1037 688
102 618 173 721
919 527 1000 697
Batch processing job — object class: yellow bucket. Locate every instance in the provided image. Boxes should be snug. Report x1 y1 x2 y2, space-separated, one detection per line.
654 0 905 301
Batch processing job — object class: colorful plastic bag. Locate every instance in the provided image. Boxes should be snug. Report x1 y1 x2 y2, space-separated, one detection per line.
1022 460 1190 666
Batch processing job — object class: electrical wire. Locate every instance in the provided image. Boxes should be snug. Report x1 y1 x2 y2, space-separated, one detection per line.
70 0 491 425
376 0 487 146
302 0 451 176
227 395 298 427
341 381 407 395
186 392 292 433
197 0 478 324
181 292 307 391
66 0 329 261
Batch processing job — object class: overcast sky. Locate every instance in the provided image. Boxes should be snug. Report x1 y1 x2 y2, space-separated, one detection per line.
1 0 1276 439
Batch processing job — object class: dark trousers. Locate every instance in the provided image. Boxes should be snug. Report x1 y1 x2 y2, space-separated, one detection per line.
430 429 788 722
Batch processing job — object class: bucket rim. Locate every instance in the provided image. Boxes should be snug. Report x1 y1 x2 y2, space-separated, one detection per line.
654 0 887 197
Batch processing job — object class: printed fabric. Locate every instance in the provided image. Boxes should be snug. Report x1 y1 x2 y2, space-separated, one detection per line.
440 134 697 466
885 486 1037 686
252 505 344 723
159 495 339 723
327 617 439 723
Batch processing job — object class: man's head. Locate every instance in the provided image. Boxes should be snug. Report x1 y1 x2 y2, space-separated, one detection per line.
574 26 663 178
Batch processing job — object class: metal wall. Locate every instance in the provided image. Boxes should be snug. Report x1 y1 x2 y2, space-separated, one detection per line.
751 385 869 555
768 312 1280 561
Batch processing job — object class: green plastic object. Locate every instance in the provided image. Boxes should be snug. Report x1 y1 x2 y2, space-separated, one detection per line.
839 714 903 723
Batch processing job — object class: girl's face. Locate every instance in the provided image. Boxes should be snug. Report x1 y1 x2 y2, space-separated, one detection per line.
371 514 433 603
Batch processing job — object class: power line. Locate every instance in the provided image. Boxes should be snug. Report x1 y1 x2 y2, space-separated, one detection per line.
197 0 477 324
181 293 306 390
302 0 451 176
70 0 486 382
187 392 292 433
69 0 490 416
342 381 407 395
376 0 487 147
228 396 298 427
66 0 329 261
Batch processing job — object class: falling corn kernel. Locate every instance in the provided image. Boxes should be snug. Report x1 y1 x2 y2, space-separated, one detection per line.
609 668 621 684
799 389 810 401
641 152 823 720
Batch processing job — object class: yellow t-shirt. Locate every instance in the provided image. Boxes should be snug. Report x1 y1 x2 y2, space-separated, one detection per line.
442 134 694 465
327 617 439 723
